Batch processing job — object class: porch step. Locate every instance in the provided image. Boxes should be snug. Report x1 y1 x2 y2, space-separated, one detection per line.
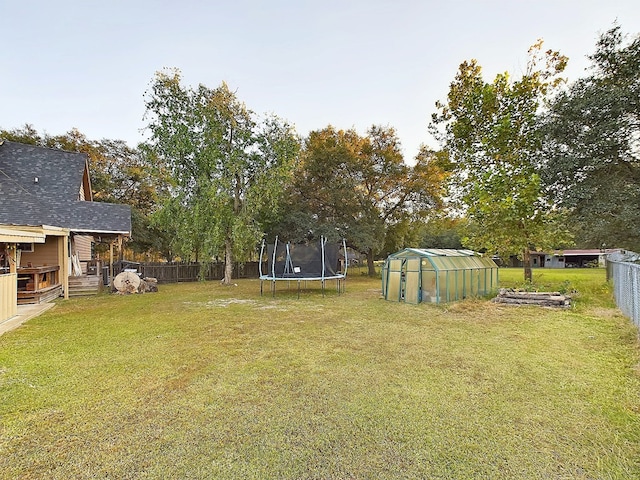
68 275 102 296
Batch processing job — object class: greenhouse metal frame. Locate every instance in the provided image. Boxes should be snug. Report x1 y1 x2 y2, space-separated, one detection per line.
382 248 499 304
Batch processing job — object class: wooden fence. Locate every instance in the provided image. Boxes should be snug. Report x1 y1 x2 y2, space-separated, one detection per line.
112 261 265 284
0 273 17 322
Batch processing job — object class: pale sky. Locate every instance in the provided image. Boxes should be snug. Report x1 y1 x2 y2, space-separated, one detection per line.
2 1 639 161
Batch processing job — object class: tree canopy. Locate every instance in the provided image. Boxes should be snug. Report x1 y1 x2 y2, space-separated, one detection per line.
431 41 571 280
541 26 640 251
5 24 640 272
266 125 447 274
143 70 299 283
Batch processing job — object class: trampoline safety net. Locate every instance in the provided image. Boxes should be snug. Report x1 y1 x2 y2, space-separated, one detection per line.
259 237 347 297
265 241 342 279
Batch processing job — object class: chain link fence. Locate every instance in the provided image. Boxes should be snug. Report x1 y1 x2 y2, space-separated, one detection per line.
607 251 640 329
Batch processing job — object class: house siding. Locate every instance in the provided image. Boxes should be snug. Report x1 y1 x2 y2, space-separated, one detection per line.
72 235 93 274
20 237 60 268
0 273 17 322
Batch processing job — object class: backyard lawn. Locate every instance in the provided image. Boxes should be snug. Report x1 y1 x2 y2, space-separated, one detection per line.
1 268 639 479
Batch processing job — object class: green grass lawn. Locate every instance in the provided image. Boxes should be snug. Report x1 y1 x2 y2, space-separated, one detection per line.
1 268 639 479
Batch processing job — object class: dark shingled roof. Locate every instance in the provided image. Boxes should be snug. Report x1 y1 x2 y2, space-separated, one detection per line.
0 140 131 234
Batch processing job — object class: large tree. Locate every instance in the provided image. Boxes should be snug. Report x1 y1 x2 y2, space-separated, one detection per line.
431 41 571 281
541 26 640 251
143 70 299 283
268 125 446 275
266 126 366 244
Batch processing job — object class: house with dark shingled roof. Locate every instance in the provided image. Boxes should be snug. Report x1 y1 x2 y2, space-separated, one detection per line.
0 140 131 320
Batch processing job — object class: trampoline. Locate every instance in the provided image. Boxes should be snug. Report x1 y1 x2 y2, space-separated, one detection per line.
259 236 348 297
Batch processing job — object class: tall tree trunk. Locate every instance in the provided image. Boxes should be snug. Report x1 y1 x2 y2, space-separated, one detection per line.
221 167 242 286
223 172 241 286
223 235 234 285
367 249 376 276
523 248 532 283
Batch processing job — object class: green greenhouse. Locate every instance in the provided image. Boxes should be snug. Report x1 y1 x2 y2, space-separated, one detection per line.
381 248 499 304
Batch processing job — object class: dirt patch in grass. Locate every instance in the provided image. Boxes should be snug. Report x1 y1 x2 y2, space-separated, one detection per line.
184 299 260 308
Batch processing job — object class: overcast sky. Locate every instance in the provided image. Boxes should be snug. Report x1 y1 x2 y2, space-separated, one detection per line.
2 1 639 161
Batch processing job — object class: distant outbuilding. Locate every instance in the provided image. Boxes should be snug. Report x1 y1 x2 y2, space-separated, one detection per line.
381 248 499 304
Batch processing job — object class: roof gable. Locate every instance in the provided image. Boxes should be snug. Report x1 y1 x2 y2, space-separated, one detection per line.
0 140 88 202
0 140 130 235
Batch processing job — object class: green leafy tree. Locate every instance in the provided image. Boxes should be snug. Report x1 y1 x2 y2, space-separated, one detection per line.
143 69 299 283
541 26 640 251
0 124 43 145
268 126 365 244
417 216 463 249
431 41 571 281
380 218 420 259
269 126 447 275
357 125 409 274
